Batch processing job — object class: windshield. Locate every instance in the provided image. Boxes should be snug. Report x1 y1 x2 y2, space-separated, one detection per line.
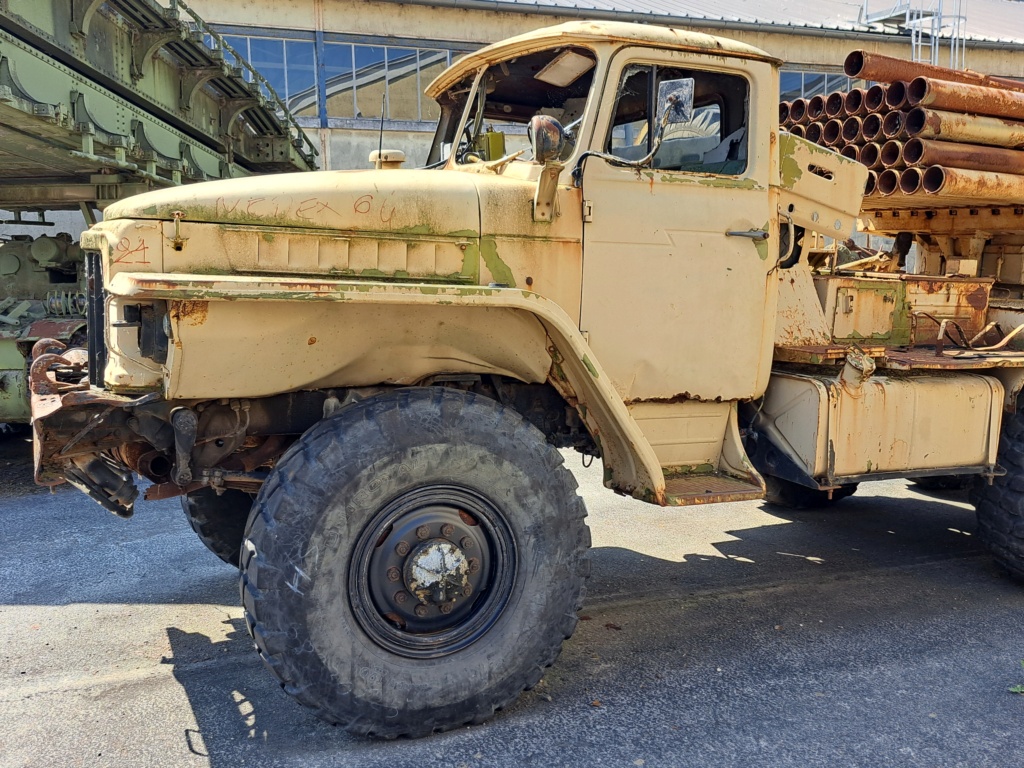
426 46 598 166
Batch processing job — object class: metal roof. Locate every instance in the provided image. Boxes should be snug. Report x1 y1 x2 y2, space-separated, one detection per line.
423 0 1024 46
427 19 779 95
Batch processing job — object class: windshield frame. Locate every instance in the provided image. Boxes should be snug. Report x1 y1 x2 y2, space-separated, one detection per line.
426 66 486 167
426 44 603 169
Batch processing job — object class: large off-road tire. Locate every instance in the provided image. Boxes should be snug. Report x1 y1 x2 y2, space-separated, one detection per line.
240 387 591 737
970 406 1024 581
763 475 858 510
181 488 254 566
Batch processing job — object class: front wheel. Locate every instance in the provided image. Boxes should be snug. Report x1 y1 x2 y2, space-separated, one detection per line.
240 387 591 737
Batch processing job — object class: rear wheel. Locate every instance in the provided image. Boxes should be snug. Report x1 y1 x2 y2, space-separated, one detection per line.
911 475 972 492
240 387 591 737
763 475 858 510
970 404 1024 581
180 488 253 566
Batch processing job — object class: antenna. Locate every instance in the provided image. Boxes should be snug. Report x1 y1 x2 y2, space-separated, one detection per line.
377 93 386 168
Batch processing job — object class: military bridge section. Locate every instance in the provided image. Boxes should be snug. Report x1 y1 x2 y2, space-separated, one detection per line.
0 0 317 214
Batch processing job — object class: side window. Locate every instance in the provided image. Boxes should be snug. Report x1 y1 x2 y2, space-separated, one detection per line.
606 64 749 175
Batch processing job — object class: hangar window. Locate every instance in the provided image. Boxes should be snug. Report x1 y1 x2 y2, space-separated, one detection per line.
214 34 318 116
780 69 869 101
208 29 461 125
321 44 452 121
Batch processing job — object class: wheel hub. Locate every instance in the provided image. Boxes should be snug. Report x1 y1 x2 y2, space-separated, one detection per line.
350 485 516 658
405 538 470 605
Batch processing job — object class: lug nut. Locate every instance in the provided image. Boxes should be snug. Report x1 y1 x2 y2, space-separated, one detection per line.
441 523 455 537
462 583 473 597
395 541 410 556
461 537 473 549
394 591 408 604
439 603 453 615
415 525 430 540
468 558 480 573
414 604 428 617
386 567 401 582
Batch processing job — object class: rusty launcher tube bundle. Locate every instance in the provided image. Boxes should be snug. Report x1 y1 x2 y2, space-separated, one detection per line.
778 50 1024 207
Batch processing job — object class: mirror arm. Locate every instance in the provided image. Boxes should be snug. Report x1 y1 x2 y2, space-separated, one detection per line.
570 112 670 187
533 161 564 222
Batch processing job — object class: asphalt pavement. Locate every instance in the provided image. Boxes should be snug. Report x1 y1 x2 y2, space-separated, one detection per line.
1 431 1022 767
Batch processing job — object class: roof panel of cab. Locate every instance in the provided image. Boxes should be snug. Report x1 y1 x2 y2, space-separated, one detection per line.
426 20 778 97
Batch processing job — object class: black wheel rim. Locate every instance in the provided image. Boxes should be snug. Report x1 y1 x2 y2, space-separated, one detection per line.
349 484 517 658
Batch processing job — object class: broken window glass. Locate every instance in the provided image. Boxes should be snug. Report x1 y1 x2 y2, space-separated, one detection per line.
428 46 597 165
606 64 749 175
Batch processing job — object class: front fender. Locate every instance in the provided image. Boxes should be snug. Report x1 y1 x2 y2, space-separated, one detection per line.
108 273 665 501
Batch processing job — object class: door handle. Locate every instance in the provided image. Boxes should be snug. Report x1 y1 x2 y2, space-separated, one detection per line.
725 229 769 240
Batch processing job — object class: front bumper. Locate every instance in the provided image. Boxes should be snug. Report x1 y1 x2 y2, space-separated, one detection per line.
29 337 152 516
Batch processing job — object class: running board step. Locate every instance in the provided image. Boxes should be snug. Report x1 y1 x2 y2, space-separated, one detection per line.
663 473 764 506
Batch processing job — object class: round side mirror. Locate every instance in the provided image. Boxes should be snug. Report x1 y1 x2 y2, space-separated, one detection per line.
528 115 566 164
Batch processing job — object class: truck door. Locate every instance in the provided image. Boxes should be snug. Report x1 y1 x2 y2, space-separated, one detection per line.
580 51 777 405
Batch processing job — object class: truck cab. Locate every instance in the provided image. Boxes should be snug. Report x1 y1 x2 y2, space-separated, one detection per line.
27 20 1024 738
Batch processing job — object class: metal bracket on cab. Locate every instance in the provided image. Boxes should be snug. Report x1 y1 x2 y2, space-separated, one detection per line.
533 162 563 222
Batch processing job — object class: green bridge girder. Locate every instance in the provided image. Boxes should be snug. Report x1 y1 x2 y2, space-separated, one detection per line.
0 0 318 423
0 0 317 212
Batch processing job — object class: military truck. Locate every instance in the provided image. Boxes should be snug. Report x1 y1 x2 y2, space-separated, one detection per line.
28 20 1024 737
0 0 316 423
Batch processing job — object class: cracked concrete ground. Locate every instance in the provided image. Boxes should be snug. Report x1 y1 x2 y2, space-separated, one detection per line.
1 432 1022 767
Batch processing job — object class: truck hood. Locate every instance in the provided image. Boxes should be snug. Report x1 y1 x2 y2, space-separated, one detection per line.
103 168 481 239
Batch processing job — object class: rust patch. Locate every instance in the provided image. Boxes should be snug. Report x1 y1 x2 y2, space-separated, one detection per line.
308 336 317 345
172 300 209 326
624 392 724 405
965 285 988 310
24 319 87 341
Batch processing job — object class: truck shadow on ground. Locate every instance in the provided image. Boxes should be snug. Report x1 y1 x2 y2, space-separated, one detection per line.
161 486 1021 765
585 486 988 603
